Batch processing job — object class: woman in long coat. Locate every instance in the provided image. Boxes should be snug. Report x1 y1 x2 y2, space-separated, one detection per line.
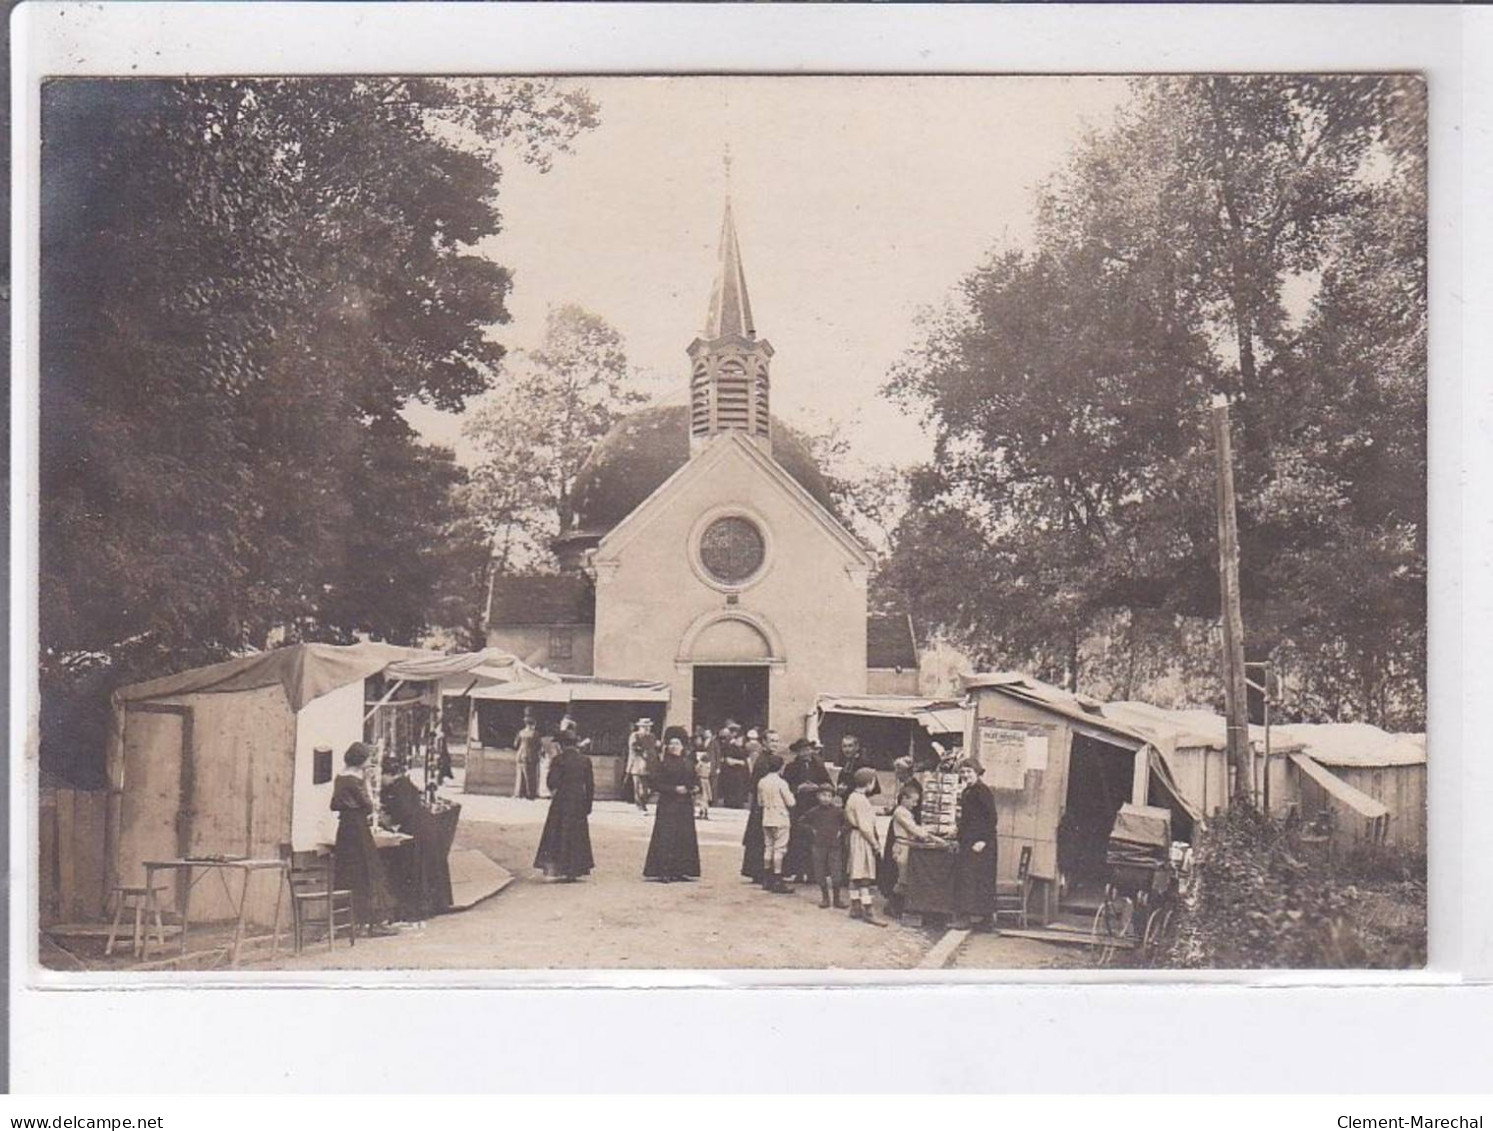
716 729 751 809
952 758 999 928
331 742 396 935
534 736 595 881
643 727 701 882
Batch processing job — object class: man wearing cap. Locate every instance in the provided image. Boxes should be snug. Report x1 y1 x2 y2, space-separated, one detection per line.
626 717 658 814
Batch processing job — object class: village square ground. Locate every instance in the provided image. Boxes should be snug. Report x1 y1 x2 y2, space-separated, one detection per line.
255 777 1082 973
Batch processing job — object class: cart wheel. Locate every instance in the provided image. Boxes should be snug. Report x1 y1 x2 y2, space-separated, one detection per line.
1091 904 1115 966
1143 905 1174 960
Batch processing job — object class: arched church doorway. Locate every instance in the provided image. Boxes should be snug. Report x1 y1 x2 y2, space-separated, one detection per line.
692 666 770 734
680 612 779 733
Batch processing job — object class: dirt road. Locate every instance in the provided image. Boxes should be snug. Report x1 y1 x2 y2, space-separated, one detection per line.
267 795 940 971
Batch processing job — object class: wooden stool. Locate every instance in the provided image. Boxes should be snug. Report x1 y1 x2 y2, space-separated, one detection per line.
105 884 169 959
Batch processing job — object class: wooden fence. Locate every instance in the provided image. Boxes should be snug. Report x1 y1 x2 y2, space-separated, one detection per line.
38 786 110 926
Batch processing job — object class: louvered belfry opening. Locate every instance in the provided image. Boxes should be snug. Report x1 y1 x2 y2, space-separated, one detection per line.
688 196 774 454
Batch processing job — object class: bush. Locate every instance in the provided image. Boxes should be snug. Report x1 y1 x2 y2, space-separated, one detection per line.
1163 807 1425 969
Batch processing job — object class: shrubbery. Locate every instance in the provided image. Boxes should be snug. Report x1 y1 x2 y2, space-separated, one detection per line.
1163 807 1425 969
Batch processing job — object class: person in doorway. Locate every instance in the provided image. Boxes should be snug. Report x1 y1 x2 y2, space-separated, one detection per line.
801 784 848 909
534 734 595 881
643 727 702 882
626 717 658 815
716 723 751 809
513 709 540 801
743 728 765 773
756 753 796 893
330 742 396 937
952 758 999 931
844 768 886 925
782 738 832 882
835 734 881 802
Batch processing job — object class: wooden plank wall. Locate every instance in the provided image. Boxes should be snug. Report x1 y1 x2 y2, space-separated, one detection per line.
39 787 109 925
968 690 1071 885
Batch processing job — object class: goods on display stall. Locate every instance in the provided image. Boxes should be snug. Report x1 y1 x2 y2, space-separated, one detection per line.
918 771 960 838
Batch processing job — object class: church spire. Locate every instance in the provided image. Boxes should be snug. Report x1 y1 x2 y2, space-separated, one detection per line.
688 188 774 454
703 197 755 340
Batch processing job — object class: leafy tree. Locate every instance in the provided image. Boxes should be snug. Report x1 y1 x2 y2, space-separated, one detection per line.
39 77 597 778
885 75 1425 725
463 304 644 571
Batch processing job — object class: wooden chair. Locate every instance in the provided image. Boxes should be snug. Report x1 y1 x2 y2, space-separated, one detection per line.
278 844 356 953
994 845 1033 930
104 883 169 959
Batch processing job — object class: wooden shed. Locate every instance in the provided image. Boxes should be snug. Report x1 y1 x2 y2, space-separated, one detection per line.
1274 723 1427 853
962 673 1201 925
1101 701 1305 818
106 642 438 926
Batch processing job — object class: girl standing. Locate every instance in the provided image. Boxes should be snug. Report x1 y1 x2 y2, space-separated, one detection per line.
844 768 886 926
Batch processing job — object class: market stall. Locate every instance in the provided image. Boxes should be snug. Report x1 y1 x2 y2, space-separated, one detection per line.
106 642 440 927
808 694 965 793
465 673 670 799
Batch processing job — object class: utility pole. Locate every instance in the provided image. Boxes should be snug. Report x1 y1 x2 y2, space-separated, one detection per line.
1210 395 1253 805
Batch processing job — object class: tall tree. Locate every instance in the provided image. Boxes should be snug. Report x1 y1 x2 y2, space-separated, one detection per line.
39 77 597 776
463 304 644 571
886 75 1425 723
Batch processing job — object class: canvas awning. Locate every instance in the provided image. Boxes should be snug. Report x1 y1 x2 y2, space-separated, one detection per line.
113 642 436 713
469 675 670 704
814 694 965 735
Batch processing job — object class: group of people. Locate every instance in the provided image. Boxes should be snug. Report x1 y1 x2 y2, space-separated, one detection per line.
626 717 790 817
530 719 1004 933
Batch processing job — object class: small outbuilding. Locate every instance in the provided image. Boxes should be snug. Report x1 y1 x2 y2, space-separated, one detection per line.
105 641 441 925
961 673 1201 925
1274 723 1426 853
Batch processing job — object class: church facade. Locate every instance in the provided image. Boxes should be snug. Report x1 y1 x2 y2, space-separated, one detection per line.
486 200 917 738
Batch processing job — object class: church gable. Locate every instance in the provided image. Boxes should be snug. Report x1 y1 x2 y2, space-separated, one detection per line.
593 430 871 572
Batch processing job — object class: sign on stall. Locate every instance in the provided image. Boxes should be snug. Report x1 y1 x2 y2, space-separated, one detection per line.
979 723 1029 790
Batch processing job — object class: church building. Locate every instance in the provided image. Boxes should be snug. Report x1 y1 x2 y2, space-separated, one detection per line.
485 199 919 739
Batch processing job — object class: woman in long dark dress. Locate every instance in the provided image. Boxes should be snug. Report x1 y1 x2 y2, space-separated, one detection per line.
716 727 751 809
331 742 395 936
739 751 775 882
952 758 999 929
643 728 701 882
534 735 596 881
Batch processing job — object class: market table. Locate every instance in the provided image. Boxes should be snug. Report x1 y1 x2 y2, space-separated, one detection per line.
376 803 462 920
902 844 959 918
142 857 289 966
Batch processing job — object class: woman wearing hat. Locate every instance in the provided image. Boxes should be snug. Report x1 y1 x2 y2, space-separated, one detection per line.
643 726 702 882
952 758 1000 930
330 742 396 936
534 733 595 882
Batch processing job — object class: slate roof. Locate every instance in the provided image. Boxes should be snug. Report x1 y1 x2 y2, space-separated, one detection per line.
486 574 596 628
557 404 837 547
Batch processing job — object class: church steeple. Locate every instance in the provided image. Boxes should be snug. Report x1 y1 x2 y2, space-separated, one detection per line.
704 199 755 340
688 193 774 454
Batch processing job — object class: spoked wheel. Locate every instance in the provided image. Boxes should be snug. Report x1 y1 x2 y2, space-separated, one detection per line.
1091 888 1134 967
1142 904 1175 960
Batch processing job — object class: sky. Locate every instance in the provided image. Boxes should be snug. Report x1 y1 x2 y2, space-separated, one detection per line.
405 75 1132 471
